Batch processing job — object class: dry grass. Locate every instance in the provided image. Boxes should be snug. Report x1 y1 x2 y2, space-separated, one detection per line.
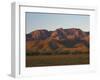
26 54 89 67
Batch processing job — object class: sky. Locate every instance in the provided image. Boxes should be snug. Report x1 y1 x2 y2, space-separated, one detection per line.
26 12 90 34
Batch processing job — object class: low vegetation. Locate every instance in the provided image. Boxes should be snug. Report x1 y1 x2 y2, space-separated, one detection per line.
26 50 89 56
26 53 89 67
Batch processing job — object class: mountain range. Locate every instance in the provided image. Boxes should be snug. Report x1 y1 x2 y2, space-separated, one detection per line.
26 28 89 55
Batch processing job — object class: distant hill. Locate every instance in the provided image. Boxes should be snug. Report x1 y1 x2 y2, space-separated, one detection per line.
26 28 89 55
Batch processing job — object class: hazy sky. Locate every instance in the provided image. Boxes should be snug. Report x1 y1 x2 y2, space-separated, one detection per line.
26 12 90 34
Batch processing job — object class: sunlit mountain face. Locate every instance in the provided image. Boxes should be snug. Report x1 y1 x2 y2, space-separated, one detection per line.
26 28 89 55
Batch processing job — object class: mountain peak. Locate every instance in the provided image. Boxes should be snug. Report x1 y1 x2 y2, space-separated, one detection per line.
26 28 88 41
30 29 50 40
56 28 63 30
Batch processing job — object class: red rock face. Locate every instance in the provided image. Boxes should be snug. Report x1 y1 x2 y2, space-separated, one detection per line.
31 29 50 40
26 28 88 41
26 28 89 55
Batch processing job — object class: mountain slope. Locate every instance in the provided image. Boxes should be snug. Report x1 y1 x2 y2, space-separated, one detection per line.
26 28 89 55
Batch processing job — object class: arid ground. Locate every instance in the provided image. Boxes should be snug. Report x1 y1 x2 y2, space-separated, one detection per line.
26 54 89 67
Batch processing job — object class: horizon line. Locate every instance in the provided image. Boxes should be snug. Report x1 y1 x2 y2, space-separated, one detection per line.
26 27 89 34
